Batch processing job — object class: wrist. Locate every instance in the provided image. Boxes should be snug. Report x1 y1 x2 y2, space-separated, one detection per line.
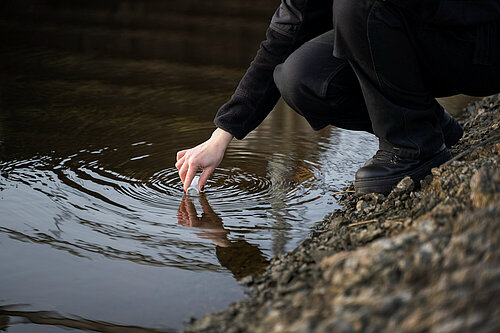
211 128 233 147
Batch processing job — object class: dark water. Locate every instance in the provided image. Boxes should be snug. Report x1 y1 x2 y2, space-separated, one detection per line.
0 46 378 331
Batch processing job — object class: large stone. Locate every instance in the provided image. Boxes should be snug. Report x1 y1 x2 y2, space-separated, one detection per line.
470 165 500 208
390 176 414 197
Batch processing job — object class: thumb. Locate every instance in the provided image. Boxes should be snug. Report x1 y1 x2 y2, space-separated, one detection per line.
199 167 215 191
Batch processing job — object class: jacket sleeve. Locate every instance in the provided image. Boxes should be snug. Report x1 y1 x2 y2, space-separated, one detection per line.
214 0 332 140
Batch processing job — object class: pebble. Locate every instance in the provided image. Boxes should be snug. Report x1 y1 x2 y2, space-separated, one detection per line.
356 200 368 211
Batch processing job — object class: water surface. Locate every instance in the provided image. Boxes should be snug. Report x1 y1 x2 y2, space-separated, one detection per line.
0 47 379 331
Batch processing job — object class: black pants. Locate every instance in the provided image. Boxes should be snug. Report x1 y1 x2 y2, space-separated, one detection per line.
274 0 500 159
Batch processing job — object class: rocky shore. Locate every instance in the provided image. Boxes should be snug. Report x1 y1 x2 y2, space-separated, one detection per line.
186 95 500 333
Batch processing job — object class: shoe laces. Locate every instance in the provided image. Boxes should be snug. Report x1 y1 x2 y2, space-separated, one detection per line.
373 150 401 165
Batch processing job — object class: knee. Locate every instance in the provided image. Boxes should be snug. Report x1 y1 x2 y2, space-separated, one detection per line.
273 53 312 108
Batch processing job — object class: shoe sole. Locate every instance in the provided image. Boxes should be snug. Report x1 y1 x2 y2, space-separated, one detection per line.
354 149 452 195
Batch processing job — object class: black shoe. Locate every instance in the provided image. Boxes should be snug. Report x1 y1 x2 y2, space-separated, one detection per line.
440 109 463 148
354 148 452 195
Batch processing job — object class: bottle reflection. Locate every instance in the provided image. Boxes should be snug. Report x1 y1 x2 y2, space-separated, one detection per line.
177 195 269 280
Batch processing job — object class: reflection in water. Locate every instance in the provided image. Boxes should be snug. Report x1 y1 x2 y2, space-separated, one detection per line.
177 195 269 280
177 195 229 247
0 305 174 333
0 314 8 331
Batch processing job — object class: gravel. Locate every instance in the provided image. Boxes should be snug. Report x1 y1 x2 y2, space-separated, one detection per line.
186 94 500 333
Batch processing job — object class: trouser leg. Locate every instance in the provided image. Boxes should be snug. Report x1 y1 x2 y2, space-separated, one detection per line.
332 0 500 158
330 0 500 194
273 30 373 133
332 0 445 159
273 20 493 149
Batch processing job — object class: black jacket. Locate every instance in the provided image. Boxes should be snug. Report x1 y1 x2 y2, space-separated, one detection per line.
214 0 500 140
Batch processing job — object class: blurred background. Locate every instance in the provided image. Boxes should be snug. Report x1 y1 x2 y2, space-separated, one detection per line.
0 0 276 67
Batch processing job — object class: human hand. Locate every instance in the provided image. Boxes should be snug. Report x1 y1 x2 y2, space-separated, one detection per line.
175 128 233 192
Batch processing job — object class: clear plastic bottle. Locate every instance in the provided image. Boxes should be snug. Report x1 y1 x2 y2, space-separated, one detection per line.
186 175 201 196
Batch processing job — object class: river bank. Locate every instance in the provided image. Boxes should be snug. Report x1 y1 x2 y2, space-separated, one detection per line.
186 94 500 333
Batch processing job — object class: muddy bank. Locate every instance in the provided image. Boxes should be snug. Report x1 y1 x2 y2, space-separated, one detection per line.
186 95 500 333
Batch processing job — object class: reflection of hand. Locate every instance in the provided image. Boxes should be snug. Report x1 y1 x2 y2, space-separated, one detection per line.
177 195 200 228
177 195 230 247
177 196 269 280
175 128 233 192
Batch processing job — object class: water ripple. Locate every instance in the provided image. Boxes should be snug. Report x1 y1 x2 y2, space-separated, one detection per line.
0 128 377 277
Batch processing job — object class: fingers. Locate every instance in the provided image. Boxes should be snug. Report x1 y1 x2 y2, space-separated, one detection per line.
176 136 224 191
178 160 189 183
176 150 187 161
177 151 200 190
175 150 187 172
199 167 215 192
175 155 185 170
183 167 197 192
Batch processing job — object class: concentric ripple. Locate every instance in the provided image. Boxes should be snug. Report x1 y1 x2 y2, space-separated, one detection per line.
0 131 373 272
